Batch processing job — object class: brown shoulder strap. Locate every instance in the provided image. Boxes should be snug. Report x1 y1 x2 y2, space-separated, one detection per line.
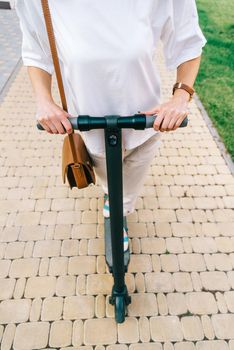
41 0 67 111
41 0 78 162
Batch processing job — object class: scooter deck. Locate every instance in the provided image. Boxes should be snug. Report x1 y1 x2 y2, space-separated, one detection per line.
104 216 130 273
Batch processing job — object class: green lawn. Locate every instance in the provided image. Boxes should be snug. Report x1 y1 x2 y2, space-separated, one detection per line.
196 0 234 160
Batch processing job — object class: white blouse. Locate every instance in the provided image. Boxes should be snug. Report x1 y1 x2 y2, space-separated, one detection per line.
15 0 207 154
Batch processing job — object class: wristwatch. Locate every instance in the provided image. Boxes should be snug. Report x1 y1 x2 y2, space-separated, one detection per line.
172 82 195 101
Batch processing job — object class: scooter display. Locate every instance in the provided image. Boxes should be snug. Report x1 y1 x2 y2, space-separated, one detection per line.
37 113 188 323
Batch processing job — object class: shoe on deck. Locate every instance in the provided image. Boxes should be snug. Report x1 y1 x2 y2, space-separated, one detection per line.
103 193 110 218
103 193 129 252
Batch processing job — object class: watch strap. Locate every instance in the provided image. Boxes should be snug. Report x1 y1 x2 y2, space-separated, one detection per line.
173 82 195 101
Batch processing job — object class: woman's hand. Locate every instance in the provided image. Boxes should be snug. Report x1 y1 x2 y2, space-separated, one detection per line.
141 93 189 132
36 99 73 134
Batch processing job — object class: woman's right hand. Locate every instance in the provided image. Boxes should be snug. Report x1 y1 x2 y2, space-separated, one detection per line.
36 99 73 134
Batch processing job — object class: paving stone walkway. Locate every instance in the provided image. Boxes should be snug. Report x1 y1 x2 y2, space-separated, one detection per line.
0 34 234 350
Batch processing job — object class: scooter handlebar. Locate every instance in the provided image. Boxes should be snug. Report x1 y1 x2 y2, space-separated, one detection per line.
36 114 188 131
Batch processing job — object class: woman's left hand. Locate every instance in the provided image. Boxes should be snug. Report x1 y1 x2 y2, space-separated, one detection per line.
141 95 189 132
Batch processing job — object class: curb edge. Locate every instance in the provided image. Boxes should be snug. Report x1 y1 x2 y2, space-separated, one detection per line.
194 93 234 175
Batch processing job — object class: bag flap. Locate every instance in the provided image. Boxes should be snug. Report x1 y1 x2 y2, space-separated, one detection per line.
62 133 93 184
72 132 93 165
62 135 74 183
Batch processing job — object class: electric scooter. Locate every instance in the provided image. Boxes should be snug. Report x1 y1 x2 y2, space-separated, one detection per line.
37 113 188 323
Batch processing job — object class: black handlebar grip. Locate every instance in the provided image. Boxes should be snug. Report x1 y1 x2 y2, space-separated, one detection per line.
145 115 188 129
36 117 78 131
37 123 44 130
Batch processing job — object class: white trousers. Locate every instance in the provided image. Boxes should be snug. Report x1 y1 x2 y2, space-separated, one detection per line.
89 132 162 216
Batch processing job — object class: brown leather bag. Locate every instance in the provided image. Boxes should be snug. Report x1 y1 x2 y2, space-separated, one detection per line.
41 0 96 189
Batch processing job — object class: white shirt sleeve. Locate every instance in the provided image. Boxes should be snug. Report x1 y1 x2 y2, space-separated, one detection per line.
15 0 54 75
159 0 207 70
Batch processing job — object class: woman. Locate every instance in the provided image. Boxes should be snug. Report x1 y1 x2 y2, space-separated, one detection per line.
15 0 207 251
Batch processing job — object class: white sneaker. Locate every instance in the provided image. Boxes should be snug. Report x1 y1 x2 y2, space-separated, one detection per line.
103 193 110 218
103 194 129 251
123 226 129 252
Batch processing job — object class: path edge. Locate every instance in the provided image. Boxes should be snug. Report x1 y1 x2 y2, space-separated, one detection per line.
194 94 234 175
0 58 22 104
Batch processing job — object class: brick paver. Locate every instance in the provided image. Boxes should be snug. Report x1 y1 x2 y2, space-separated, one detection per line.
0 17 234 349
